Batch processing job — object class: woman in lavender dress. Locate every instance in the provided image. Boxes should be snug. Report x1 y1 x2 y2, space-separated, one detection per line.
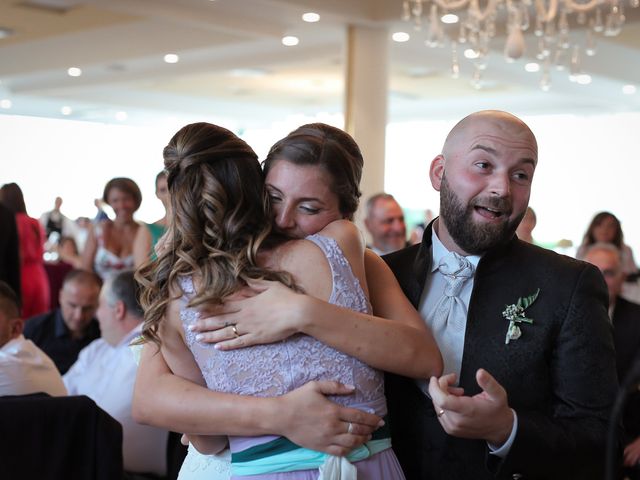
135 123 442 479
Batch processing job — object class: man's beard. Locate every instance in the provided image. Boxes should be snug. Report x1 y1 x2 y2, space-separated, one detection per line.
439 174 523 255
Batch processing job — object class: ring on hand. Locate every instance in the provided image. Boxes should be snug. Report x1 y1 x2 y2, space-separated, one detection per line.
231 325 239 337
347 422 354 434
437 409 445 418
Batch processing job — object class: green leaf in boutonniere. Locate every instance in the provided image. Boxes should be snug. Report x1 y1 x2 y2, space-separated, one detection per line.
503 288 540 344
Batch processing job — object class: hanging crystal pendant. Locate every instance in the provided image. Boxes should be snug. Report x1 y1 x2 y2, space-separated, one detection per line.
585 24 597 56
451 42 460 79
540 63 551 91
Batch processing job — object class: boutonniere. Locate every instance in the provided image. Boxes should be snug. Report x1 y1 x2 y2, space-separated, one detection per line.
502 289 540 344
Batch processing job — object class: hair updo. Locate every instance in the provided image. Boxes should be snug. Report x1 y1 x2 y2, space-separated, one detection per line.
137 122 296 344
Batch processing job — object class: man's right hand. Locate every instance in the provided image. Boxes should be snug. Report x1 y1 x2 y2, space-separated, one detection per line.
275 381 384 456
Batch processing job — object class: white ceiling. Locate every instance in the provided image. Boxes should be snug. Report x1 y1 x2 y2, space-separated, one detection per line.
0 0 639 128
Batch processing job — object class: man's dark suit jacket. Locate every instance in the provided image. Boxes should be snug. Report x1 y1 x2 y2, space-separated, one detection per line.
383 221 618 480
0 203 21 302
612 297 640 439
24 309 101 374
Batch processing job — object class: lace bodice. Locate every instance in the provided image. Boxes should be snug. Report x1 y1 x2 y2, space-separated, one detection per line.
180 234 385 414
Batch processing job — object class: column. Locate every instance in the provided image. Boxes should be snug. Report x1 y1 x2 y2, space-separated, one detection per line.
343 24 389 230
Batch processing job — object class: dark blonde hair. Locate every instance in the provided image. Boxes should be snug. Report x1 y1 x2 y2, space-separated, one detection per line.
263 123 363 220
137 122 296 344
584 211 624 248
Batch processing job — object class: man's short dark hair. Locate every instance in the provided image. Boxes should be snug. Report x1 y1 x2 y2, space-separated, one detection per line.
106 270 144 319
0 281 20 319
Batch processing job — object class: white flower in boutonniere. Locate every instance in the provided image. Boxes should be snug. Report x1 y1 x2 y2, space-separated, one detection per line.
502 289 540 344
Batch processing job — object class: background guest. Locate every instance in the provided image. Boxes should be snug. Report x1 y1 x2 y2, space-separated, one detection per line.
515 206 537 244
81 177 141 280
0 182 50 318
577 211 638 276
24 269 102 374
0 281 66 397
0 202 21 304
43 236 83 311
409 208 435 245
133 170 169 267
64 270 168 478
364 192 408 255
39 196 78 244
583 243 640 479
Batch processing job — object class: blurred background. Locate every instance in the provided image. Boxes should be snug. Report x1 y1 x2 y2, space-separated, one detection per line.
1 0 639 253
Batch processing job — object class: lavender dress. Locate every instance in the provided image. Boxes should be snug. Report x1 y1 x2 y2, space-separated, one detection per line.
180 234 405 479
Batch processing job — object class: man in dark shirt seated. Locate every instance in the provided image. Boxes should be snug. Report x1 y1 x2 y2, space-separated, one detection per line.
24 269 102 374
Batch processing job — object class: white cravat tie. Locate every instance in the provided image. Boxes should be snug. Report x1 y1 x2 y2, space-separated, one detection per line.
430 251 475 380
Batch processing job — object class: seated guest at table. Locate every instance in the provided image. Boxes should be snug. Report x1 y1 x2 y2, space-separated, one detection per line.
584 243 640 479
577 211 638 276
0 281 67 397
24 269 102 374
64 269 168 478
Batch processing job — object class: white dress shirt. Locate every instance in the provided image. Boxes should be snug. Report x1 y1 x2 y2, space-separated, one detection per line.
64 324 168 475
0 334 67 397
417 228 517 458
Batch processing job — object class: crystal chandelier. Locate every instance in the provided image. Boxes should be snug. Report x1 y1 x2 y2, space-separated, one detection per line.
401 0 638 90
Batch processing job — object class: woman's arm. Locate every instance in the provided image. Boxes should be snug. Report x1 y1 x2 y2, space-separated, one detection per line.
192 221 443 379
132 343 382 456
80 224 98 271
132 224 152 268
156 299 228 454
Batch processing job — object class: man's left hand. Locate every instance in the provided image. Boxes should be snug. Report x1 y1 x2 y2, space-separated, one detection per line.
428 368 514 446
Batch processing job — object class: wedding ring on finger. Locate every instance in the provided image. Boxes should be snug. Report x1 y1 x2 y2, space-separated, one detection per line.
347 422 354 434
437 409 445 418
231 325 240 337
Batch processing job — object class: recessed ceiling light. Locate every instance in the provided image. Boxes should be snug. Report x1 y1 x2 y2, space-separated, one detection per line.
61 106 72 115
115 111 128 121
282 36 299 46
524 62 540 73
441 14 459 24
464 49 479 59
0 27 14 39
67 67 82 77
302 12 320 22
0 99 12 109
164 53 179 64
392 32 410 42
622 84 637 95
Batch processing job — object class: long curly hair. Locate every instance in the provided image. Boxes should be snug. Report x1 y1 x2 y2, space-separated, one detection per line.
137 122 296 344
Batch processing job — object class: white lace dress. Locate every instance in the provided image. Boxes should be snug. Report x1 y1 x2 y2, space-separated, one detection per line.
178 446 231 480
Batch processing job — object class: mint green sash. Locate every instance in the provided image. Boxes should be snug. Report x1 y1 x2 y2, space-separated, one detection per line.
231 438 391 476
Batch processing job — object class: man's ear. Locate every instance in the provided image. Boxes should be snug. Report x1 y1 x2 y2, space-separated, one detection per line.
10 317 23 338
429 155 445 191
115 300 126 321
